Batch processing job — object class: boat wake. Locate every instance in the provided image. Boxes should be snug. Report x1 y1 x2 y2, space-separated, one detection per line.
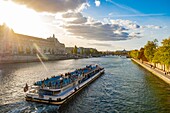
0 101 60 113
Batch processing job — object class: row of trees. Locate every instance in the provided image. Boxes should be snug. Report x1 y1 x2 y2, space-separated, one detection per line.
130 37 170 72
72 45 100 56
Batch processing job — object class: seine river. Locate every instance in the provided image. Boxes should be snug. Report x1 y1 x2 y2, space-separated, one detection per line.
0 56 170 113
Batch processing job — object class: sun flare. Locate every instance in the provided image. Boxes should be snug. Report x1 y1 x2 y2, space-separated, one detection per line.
0 0 44 36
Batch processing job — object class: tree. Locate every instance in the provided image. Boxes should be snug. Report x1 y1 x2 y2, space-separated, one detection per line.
85 49 90 55
152 47 161 64
144 39 158 62
73 45 78 54
161 38 170 46
130 50 139 59
160 38 170 71
138 48 148 61
153 37 170 71
80 48 84 55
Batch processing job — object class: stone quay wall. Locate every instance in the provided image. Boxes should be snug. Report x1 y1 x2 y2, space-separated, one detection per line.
131 58 170 85
0 54 75 64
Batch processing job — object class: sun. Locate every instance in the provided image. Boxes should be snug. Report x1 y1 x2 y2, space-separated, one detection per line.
0 0 44 36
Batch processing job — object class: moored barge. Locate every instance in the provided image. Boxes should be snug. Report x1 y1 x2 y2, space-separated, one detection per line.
25 64 105 105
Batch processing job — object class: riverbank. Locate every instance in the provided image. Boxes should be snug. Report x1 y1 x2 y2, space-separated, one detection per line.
0 54 103 64
131 58 170 85
0 54 88 64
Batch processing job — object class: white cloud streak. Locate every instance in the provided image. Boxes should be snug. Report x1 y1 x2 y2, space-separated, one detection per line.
12 0 87 13
106 0 165 18
108 13 165 17
142 25 162 29
106 0 139 14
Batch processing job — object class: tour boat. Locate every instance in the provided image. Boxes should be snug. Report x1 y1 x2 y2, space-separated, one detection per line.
25 64 105 105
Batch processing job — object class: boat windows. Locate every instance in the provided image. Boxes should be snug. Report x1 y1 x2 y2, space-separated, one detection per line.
39 89 60 96
53 91 61 95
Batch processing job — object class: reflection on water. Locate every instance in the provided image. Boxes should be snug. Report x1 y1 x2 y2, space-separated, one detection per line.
0 56 170 113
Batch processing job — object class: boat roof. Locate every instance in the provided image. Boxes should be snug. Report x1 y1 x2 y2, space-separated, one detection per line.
34 64 100 87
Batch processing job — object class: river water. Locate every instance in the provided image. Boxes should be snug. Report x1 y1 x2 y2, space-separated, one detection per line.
0 56 170 113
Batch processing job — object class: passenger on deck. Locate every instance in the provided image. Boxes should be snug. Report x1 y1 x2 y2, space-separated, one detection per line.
60 77 63 88
42 81 45 88
61 74 64 77
49 81 52 88
65 73 68 77
55 81 58 88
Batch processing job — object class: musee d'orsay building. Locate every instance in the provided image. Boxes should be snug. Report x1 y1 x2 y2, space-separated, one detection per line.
0 24 65 56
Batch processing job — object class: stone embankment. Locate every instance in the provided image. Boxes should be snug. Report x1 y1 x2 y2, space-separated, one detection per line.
131 58 170 85
0 54 82 64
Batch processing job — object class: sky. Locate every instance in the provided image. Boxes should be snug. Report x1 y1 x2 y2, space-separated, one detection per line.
0 0 170 51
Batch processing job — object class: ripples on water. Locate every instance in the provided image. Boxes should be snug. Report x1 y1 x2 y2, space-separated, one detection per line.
0 56 170 113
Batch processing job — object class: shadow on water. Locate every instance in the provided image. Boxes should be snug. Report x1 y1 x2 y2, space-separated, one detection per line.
131 61 170 112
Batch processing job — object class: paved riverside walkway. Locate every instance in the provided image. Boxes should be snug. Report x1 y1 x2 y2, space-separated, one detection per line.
131 58 170 85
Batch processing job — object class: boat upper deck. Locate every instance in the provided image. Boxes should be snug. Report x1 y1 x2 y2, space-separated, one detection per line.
34 65 101 89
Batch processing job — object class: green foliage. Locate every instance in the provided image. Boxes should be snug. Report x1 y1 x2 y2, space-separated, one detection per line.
80 48 84 55
138 48 148 61
130 50 139 59
130 37 170 70
144 40 157 62
153 38 170 68
162 38 170 67
161 38 170 46
85 49 90 55
73 45 78 54
90 49 93 54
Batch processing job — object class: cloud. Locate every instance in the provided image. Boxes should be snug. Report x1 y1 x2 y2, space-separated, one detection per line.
111 19 140 29
62 12 83 19
39 13 56 23
142 25 162 29
110 19 162 30
62 12 88 24
62 12 162 41
63 16 134 41
106 0 139 14
95 0 100 7
61 12 142 41
64 24 131 41
69 17 87 24
12 0 87 13
106 0 165 19
129 32 141 38
88 43 112 47
88 43 124 50
108 13 165 17
77 2 90 12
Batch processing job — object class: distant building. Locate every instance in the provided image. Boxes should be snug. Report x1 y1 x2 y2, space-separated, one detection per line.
0 24 65 55
114 49 129 55
66 46 98 55
65 47 74 54
116 49 127 53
